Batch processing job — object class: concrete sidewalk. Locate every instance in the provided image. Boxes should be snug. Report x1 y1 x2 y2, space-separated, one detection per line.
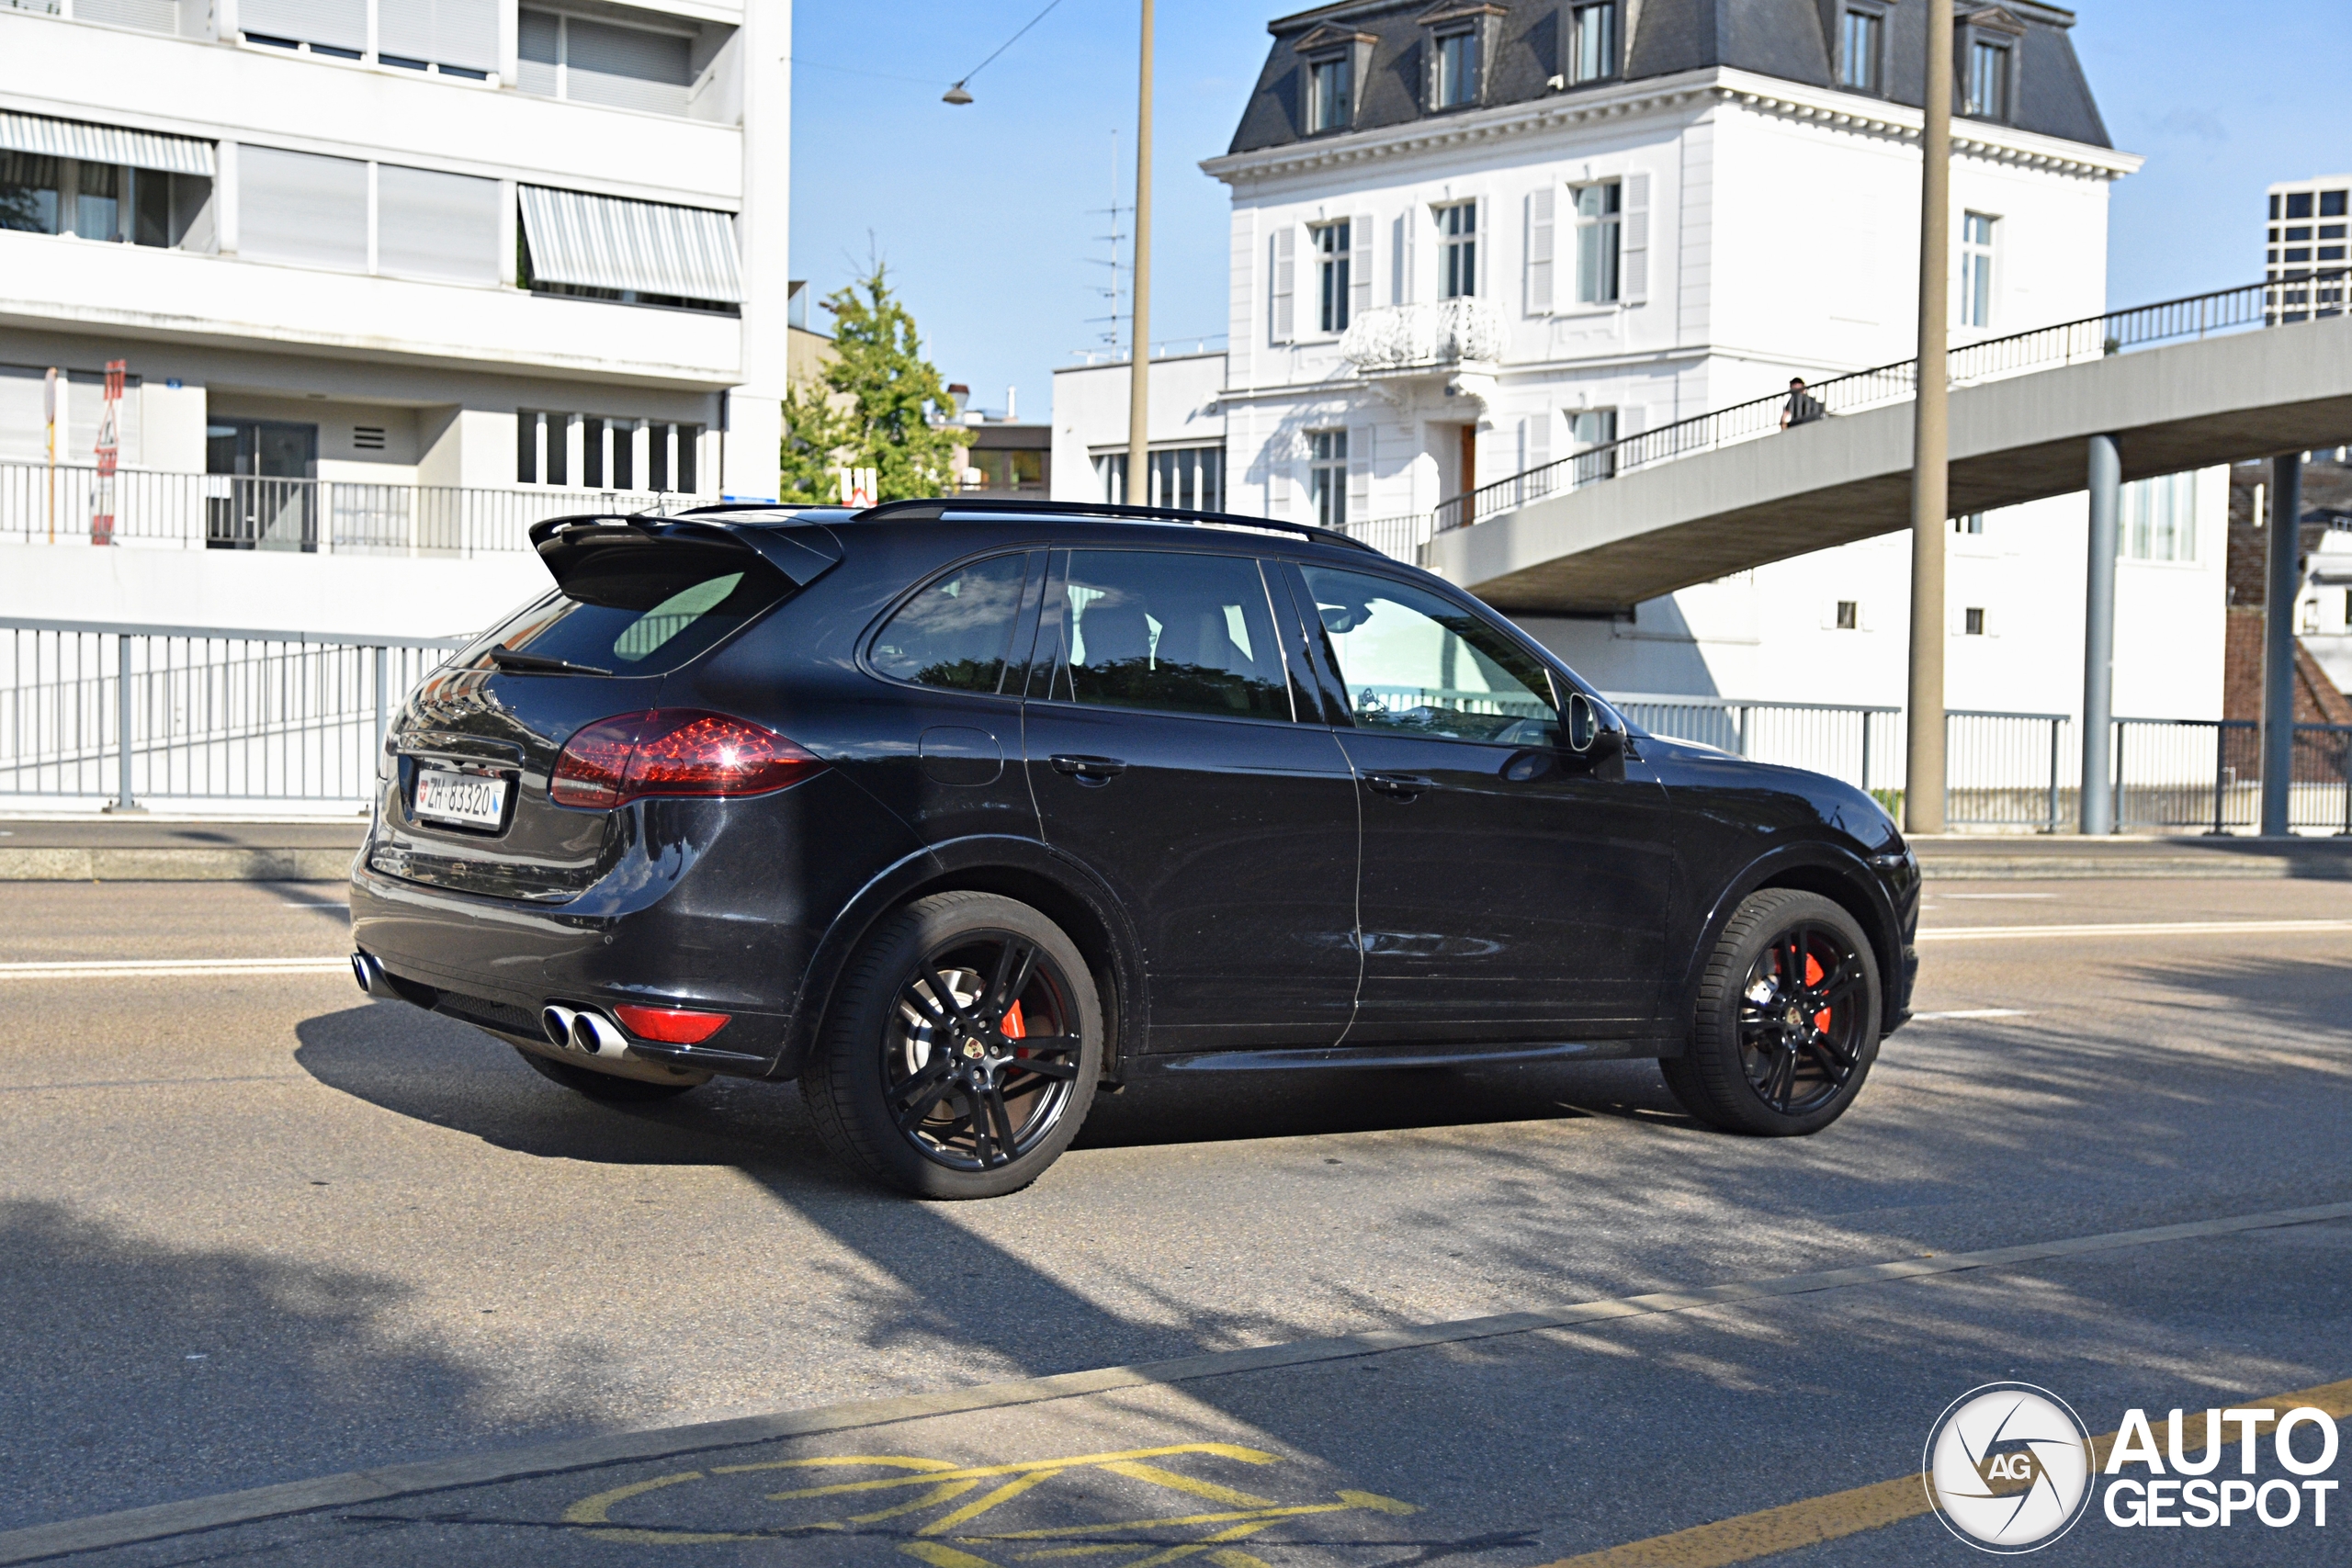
1913 831 2352 879
0 818 365 882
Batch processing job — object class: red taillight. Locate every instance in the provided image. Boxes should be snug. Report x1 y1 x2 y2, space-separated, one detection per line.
613 1003 731 1044
551 709 822 809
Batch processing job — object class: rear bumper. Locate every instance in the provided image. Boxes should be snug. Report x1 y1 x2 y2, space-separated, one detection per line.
348 783 909 1076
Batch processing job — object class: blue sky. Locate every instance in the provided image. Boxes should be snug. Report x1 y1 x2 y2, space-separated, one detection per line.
787 0 2352 420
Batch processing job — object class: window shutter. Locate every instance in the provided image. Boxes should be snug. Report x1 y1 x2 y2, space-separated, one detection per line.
1521 412 1549 474
237 145 368 271
377 164 500 282
381 0 497 73
1270 226 1295 343
1525 186 1554 315
518 8 560 93
564 18 694 114
1350 213 1372 322
1347 424 1371 523
1622 172 1650 304
240 0 366 51
1476 196 1489 298
1390 211 1412 304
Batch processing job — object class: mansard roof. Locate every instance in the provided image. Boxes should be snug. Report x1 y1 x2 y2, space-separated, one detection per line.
1227 0 2111 155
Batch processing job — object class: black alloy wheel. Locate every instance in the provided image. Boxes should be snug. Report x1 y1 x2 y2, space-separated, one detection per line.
1661 888 1883 1136
884 935 1083 1172
1734 919 1868 1115
808 891 1102 1198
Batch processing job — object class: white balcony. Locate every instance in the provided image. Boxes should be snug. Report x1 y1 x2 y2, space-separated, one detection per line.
0 460 698 557
1339 299 1506 374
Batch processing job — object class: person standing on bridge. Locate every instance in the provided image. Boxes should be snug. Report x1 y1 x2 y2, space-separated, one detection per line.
1781 378 1826 429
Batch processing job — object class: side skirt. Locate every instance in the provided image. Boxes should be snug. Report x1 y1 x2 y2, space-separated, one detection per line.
1143 1038 1671 1075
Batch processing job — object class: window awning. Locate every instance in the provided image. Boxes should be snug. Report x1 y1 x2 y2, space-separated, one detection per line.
0 110 217 176
518 185 743 304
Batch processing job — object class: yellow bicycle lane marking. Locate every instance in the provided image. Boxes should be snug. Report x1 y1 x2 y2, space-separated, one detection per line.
563 1440 1417 1563
1534 1377 2352 1568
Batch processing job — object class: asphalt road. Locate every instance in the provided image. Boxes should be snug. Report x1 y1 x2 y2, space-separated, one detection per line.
2 874 2348 1565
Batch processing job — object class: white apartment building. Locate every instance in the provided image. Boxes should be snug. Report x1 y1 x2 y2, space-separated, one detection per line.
1057 0 2229 721
0 0 789 637
2265 173 2349 323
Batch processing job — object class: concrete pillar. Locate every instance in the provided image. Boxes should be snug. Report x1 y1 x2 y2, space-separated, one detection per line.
1903 0 1954 837
2261 452 2304 836
2079 434 2120 833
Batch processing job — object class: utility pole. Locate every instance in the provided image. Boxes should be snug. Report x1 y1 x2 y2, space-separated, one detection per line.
1904 0 1953 837
2260 453 2304 836
1126 0 1154 502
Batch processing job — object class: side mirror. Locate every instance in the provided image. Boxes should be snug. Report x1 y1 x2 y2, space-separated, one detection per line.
1565 691 1603 753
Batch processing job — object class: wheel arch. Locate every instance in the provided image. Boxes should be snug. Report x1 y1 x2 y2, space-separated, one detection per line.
1673 843 1905 1043
774 836 1146 1086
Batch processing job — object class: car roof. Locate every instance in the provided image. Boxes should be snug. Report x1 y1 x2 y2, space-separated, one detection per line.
673 497 1388 562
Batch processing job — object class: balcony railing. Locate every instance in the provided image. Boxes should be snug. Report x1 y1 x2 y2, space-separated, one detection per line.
0 461 694 557
1434 269 2352 532
1340 299 1505 373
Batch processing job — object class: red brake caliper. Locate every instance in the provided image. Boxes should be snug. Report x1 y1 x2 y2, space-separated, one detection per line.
1804 953 1830 1032
1002 998 1028 1058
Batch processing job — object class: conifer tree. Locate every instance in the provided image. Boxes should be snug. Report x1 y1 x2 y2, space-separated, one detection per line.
779 263 969 502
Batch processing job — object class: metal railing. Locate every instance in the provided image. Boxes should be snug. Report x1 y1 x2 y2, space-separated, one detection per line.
1343 513 1432 564
1 460 695 557
0 619 468 807
1435 269 2352 531
1605 694 1897 795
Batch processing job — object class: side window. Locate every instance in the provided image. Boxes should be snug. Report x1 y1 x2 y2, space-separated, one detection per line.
1055 550 1293 721
870 553 1031 694
1300 565 1559 744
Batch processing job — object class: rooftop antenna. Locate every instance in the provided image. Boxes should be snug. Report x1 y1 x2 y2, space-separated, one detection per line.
1084 128 1131 348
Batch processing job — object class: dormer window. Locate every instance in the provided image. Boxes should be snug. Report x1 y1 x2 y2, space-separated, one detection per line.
1419 2 1502 111
1309 56 1354 132
1294 23 1374 136
1838 4 1888 95
1436 29 1479 106
1955 6 2025 124
1566 2 1618 85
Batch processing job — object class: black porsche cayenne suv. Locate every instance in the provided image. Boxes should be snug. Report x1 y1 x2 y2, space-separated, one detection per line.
349 499 1919 1197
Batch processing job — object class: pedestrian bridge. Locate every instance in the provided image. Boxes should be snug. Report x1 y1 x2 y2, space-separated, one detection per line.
1425 279 2352 615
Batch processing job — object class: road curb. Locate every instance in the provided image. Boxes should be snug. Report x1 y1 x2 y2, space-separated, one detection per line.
0 848 356 882
1919 853 2350 880
4 1199 2346 1565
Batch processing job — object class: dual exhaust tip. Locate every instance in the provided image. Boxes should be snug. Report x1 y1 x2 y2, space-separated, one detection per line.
541 1003 630 1058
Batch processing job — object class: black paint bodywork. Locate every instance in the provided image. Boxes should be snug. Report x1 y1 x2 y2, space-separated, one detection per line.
349 507 1919 1084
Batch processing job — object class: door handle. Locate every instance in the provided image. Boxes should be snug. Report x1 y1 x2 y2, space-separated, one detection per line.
1364 772 1433 800
1050 753 1128 784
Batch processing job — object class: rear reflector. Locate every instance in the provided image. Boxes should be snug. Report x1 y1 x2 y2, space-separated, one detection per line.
613 1003 731 1044
551 709 823 809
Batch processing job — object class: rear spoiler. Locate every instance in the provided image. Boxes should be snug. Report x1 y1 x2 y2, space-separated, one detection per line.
527 512 844 588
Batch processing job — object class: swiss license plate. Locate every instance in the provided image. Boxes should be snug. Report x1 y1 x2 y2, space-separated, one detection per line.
413 767 509 829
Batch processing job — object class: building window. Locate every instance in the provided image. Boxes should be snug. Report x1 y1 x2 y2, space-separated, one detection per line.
1960 211 1996 328
1307 430 1348 529
1314 220 1352 333
1567 3 1615 85
1568 409 1617 478
1095 446 1224 511
1963 607 1986 636
1836 601 1859 630
1433 28 1480 108
1840 7 1883 93
1573 182 1622 305
1438 202 1476 299
2301 599 2321 635
1953 513 1984 534
1308 55 1353 133
0 152 213 251
1965 39 2010 119
243 0 498 79
2120 473 2196 562
518 411 701 492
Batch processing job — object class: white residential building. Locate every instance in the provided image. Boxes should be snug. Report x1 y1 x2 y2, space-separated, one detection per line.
0 0 789 637
1057 0 2229 723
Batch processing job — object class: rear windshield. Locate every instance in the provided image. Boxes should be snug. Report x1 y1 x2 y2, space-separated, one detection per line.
477 544 790 676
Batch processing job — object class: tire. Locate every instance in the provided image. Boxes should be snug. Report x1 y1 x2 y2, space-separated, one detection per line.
1661 889 1882 1136
805 891 1102 1198
514 1045 704 1103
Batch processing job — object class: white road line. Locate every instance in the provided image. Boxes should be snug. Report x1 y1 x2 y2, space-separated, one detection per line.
1908 1008 2033 1021
1917 918 2352 942
0 957 350 981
